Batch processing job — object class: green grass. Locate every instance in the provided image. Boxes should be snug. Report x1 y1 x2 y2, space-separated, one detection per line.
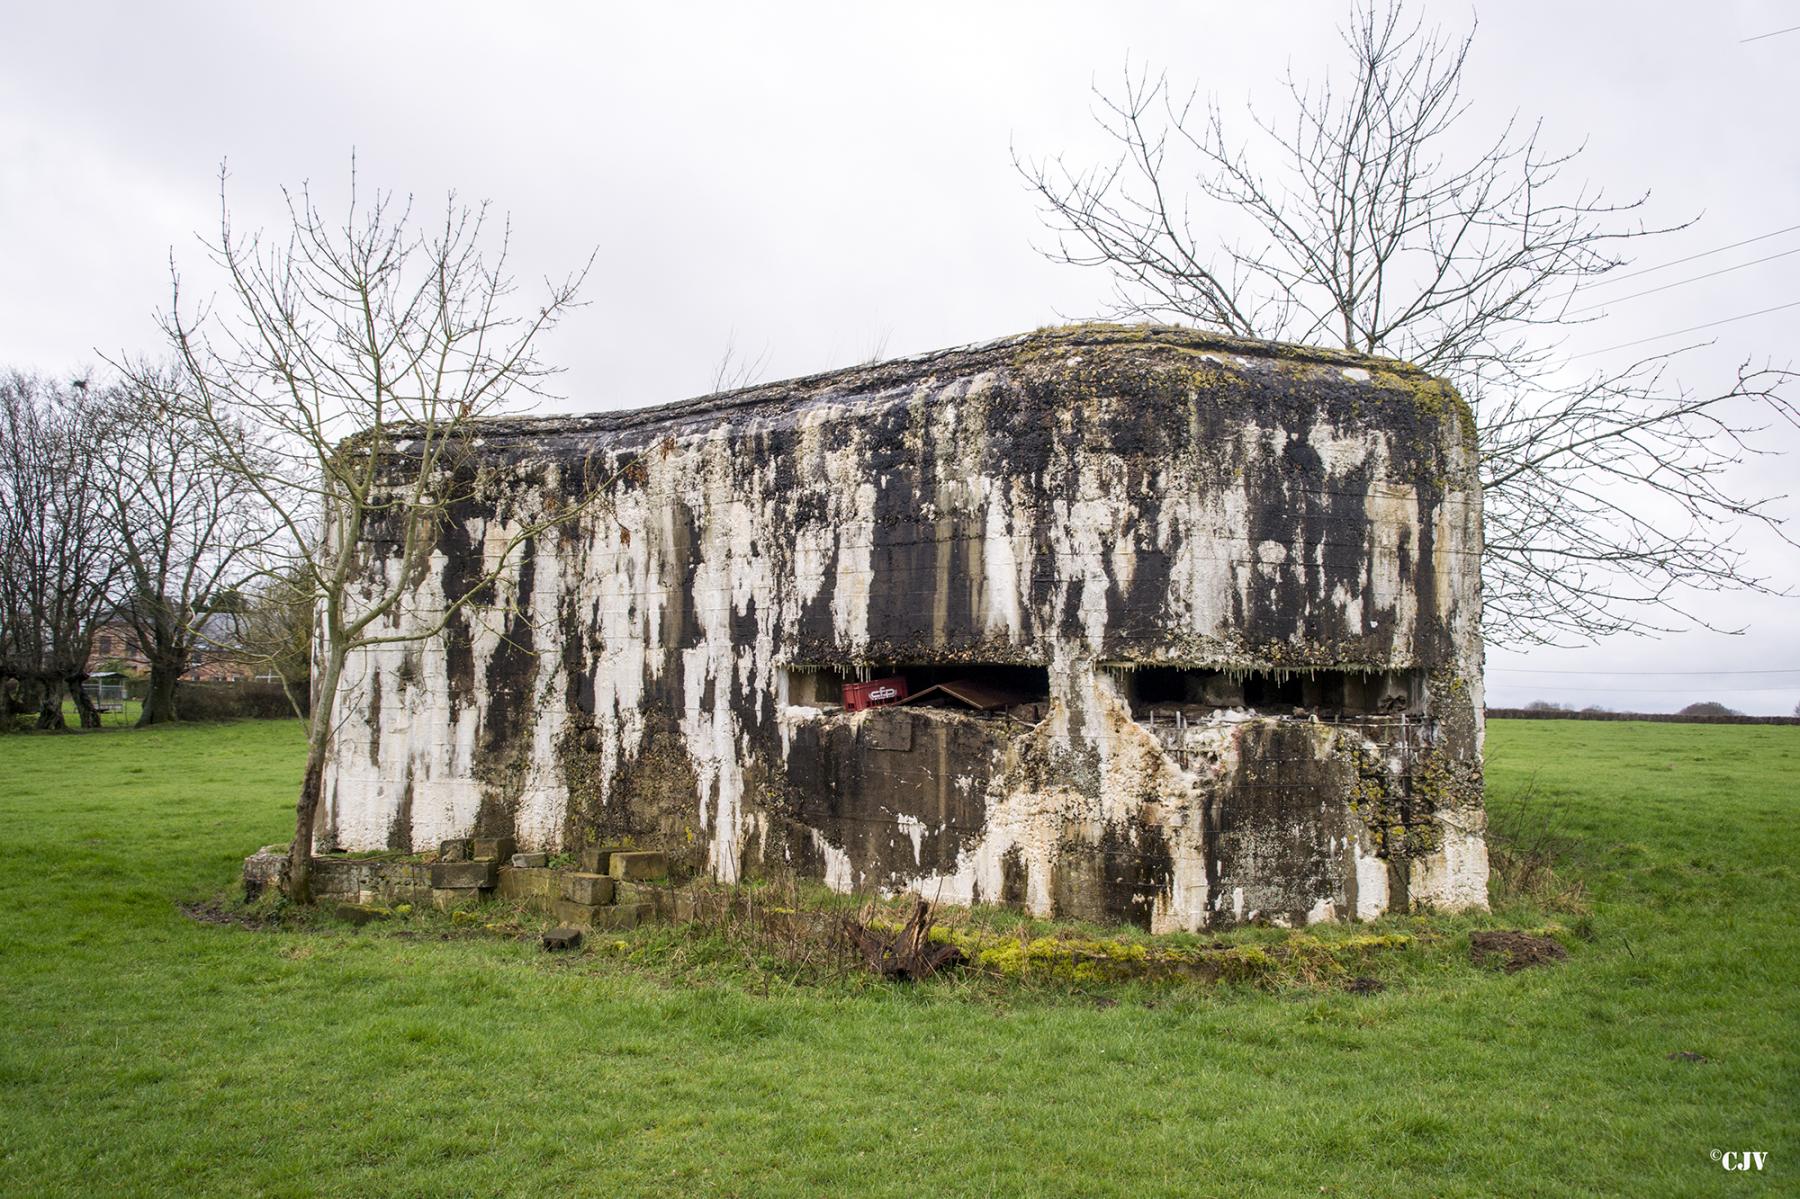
0 718 1793 1197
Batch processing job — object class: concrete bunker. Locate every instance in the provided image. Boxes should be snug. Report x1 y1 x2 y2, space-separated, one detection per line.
319 324 1489 930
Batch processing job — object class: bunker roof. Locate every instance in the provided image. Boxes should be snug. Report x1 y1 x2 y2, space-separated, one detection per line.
463 323 1462 445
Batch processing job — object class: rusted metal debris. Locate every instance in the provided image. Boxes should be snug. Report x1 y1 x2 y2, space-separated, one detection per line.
842 898 966 981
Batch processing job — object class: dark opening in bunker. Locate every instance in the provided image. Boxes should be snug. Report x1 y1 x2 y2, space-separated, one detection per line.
1114 665 1424 717
782 662 1051 716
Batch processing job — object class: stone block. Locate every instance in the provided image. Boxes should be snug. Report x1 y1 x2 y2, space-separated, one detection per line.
593 902 652 930
613 881 672 916
430 860 497 889
432 886 484 910
438 838 473 863
497 866 556 901
385 883 435 907
335 902 391 926
542 926 583 952
242 847 288 900
608 851 668 881
579 844 629 874
473 836 517 862
511 852 549 869
552 898 603 927
561 872 615 906
310 857 372 899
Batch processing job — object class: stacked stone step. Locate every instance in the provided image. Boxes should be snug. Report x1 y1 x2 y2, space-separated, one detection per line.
550 846 670 929
429 836 515 908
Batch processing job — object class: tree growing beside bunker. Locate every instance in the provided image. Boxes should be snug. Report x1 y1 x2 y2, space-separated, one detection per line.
1017 0 1796 645
145 164 632 903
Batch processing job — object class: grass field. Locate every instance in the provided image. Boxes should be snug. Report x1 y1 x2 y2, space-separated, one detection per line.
0 718 1793 1197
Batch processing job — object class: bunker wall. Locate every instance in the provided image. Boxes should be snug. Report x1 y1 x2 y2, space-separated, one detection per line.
319 327 1487 930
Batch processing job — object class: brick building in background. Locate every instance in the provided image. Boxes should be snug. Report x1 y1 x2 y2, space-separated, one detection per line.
87 612 253 683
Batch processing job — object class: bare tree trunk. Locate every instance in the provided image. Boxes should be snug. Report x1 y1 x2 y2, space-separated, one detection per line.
286 647 345 905
35 675 67 730
70 674 102 729
288 747 327 904
138 661 181 725
5 674 44 723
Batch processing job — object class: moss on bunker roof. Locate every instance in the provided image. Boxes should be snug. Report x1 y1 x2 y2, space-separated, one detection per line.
466 323 1467 443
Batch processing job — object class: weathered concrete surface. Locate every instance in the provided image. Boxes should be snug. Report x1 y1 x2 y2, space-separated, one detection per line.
429 860 497 890
243 846 434 905
542 926 583 951
318 324 1488 930
561 872 615 905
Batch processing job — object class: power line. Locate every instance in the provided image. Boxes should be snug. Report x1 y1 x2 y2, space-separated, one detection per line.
1495 683 1799 693
1587 223 1800 289
1570 299 1800 358
1491 666 1800 676
1567 245 1800 315
1742 24 1800 43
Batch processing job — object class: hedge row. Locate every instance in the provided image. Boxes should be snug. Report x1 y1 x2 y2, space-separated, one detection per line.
176 681 309 721
1486 708 1799 726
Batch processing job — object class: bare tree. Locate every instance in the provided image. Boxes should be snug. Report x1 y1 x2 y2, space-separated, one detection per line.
103 363 272 725
145 164 633 902
1017 1 1796 644
0 373 126 728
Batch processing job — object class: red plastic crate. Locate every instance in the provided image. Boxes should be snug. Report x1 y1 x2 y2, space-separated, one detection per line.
842 676 907 712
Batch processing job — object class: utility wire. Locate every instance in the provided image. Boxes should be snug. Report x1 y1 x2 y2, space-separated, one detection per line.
1567 245 1800 315
1742 24 1800 43
1491 666 1800 676
1586 223 1800 289
1570 299 1800 358
1494 683 1798 693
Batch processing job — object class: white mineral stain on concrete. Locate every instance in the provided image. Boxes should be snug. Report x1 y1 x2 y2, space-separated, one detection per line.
319 334 1489 930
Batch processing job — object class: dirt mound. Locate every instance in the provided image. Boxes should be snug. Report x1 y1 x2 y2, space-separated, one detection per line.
1469 930 1567 973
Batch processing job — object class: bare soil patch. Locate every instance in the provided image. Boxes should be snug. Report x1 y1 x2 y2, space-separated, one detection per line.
180 899 277 930
1469 930 1567 973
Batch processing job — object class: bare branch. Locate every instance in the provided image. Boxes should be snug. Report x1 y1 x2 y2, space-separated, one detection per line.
1017 0 1788 644
145 159 613 901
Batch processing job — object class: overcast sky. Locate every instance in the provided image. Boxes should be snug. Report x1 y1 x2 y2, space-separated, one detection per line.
3 1 1796 712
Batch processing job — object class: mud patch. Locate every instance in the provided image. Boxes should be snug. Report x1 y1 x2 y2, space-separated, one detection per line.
1469 930 1567 973
180 899 278 930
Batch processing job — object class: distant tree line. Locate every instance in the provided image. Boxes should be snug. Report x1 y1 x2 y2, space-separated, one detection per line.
1495 701 1796 725
0 369 302 728
3 157 618 903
